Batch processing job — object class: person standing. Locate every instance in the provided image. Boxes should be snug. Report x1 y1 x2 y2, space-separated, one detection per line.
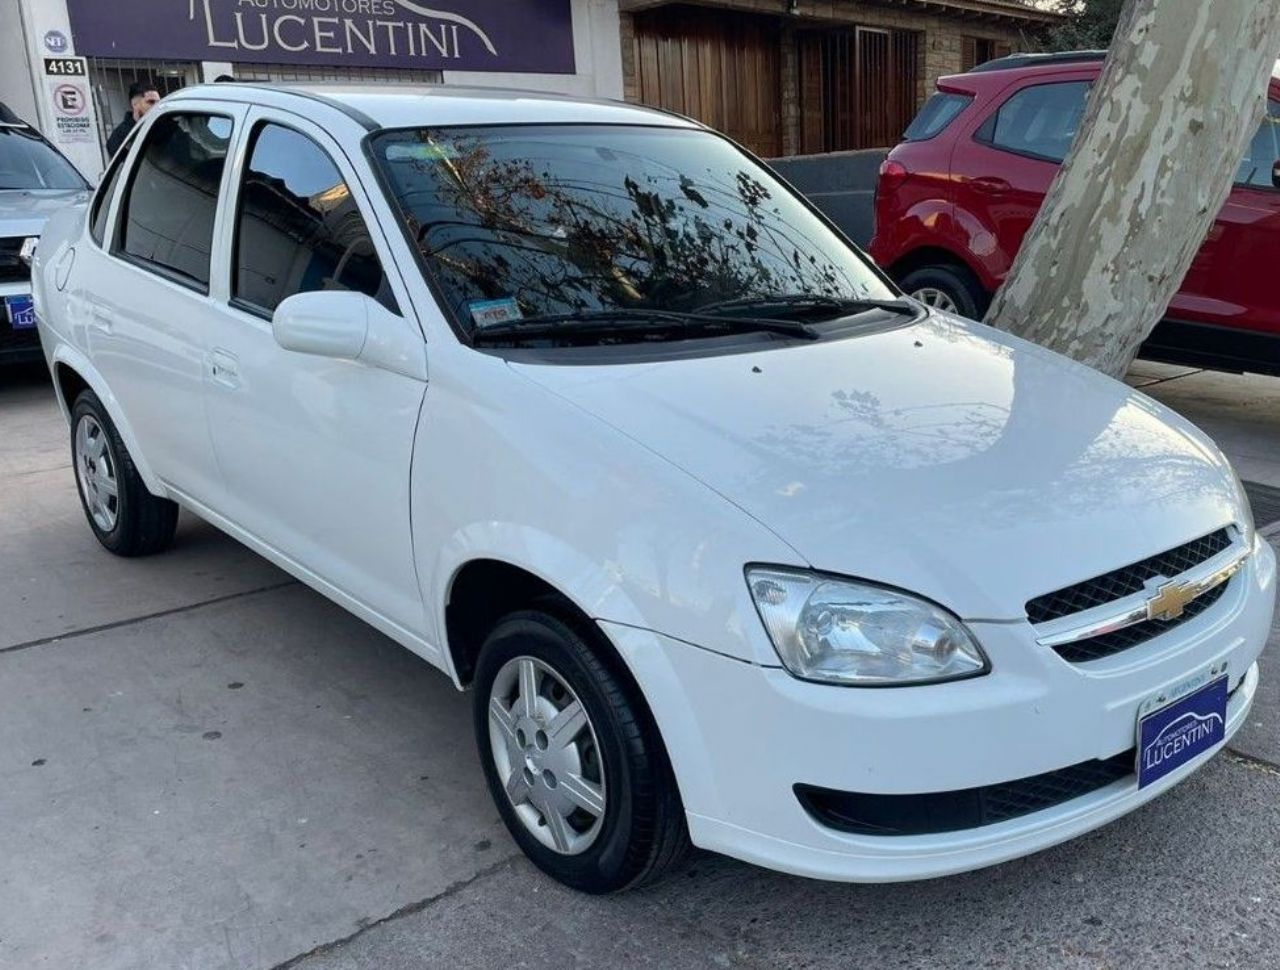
105 80 160 157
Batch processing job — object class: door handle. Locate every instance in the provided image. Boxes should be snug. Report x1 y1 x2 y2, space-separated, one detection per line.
210 349 240 389
970 176 1012 194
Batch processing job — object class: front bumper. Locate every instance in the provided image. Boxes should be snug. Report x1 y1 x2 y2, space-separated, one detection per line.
603 538 1275 882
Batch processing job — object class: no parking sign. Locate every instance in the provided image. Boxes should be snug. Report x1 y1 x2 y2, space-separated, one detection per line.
45 77 94 146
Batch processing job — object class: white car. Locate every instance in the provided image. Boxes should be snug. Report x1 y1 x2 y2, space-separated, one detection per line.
32 84 1275 893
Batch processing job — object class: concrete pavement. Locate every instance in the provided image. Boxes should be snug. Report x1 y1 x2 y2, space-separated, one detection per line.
2 360 1279 969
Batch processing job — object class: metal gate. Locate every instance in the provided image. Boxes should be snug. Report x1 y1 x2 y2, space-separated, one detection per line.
87 57 200 150
798 27 922 153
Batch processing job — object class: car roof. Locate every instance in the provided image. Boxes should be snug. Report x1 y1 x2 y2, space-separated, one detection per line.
167 83 702 132
967 51 1108 75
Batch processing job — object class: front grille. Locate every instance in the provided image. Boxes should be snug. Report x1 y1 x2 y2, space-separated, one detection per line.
795 750 1134 836
1053 583 1229 664
1026 528 1233 624
0 237 28 285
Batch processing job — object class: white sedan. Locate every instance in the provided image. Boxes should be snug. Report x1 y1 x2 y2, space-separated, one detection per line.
31 83 1275 892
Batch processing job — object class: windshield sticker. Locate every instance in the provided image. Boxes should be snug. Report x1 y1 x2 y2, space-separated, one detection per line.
469 297 524 328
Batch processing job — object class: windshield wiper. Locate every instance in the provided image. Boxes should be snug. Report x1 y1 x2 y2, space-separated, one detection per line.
694 293 919 320
470 308 821 345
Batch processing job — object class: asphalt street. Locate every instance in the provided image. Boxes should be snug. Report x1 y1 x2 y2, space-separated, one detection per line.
2 359 1279 970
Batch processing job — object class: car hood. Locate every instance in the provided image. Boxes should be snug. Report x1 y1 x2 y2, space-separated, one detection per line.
0 189 89 238
511 313 1242 620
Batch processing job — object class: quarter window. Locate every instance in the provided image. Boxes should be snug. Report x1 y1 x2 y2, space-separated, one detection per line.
90 129 136 247
1235 101 1280 189
117 113 233 289
233 123 393 315
978 81 1091 164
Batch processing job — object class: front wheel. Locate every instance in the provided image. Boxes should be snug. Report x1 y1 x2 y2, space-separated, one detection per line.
473 609 689 893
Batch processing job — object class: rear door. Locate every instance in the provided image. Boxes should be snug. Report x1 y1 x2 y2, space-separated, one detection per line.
87 103 245 502
202 108 427 635
948 73 1093 283
1170 97 1280 337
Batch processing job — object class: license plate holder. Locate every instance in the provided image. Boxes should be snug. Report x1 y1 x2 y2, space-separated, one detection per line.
4 295 35 330
1137 668 1229 789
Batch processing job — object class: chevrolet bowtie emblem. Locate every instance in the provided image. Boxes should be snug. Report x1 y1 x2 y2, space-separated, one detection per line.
1147 580 1201 622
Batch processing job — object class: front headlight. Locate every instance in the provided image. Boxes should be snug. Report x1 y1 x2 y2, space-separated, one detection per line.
746 567 989 686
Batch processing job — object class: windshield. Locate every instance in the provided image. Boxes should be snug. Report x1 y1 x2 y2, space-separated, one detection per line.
0 126 87 191
371 124 896 339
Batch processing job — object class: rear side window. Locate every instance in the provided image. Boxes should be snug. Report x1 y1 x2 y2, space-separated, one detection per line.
977 81 1091 163
117 113 233 289
232 123 394 315
90 129 137 246
903 93 973 142
1235 100 1280 189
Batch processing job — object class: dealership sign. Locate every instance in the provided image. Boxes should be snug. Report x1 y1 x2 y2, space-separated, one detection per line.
65 0 575 73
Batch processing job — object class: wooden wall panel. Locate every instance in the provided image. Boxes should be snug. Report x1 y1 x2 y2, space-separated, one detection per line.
632 6 782 157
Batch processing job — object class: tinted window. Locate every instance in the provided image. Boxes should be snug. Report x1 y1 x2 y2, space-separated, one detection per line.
90 130 136 246
904 93 973 142
1236 101 1280 189
233 124 393 314
0 127 86 190
981 82 1091 163
118 113 232 288
371 125 894 338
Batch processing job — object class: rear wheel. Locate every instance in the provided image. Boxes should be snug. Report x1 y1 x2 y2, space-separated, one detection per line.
899 264 989 321
473 608 689 893
71 390 178 557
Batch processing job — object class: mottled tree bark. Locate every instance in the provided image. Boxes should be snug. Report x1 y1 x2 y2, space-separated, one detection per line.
984 0 1280 379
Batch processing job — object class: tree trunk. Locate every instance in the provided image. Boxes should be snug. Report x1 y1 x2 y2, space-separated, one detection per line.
984 0 1280 379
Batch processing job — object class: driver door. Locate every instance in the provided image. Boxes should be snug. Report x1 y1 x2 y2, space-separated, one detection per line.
202 108 428 637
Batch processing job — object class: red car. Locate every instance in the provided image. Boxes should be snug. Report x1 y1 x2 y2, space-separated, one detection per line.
870 51 1280 376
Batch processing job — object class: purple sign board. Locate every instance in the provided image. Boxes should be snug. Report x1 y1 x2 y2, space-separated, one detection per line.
65 0 576 74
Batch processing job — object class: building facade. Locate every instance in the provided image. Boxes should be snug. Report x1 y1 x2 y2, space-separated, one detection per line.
619 0 1060 157
0 0 625 179
0 0 1058 182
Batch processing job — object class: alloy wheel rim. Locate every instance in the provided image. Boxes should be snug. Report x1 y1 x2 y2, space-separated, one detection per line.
488 655 606 855
74 415 119 533
911 286 959 313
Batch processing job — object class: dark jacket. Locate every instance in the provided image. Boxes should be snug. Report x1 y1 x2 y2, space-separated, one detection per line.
105 112 135 158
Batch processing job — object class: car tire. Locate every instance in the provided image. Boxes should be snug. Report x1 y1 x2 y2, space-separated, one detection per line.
472 607 690 893
899 264 990 321
70 389 179 557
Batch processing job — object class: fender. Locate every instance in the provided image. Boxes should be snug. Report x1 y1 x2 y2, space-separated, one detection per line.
430 523 658 688
949 203 1012 291
50 343 166 497
885 201 1001 293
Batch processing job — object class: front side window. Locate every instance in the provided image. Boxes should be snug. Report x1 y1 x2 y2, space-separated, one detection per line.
979 81 1091 163
371 124 895 341
0 127 87 191
117 113 233 289
1235 101 1280 189
233 124 393 314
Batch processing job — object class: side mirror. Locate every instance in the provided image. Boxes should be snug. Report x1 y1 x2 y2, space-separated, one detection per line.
272 291 426 381
1272 160 1280 189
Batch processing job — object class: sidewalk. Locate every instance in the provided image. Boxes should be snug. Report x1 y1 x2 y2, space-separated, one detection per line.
1128 361 1280 491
